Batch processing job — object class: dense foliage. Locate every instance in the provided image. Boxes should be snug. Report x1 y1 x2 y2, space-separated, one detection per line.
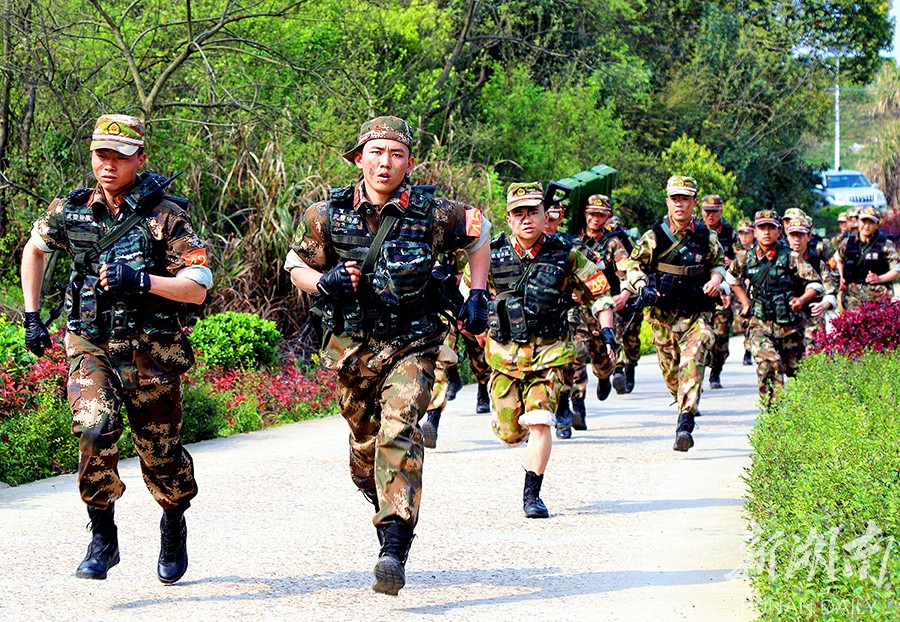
189 311 281 368
810 300 900 358
745 352 900 620
0 0 891 335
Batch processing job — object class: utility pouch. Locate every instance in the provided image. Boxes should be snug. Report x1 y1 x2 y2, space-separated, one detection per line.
773 294 793 325
752 298 767 321
79 275 102 324
110 301 130 338
506 297 529 344
343 299 366 340
488 298 509 342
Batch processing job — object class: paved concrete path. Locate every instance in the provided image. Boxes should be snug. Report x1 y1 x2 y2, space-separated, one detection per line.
1 337 759 621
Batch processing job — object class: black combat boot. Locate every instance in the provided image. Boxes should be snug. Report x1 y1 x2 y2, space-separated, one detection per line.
743 350 753 366
555 392 573 439
421 408 442 449
446 365 463 401
624 363 636 393
709 366 723 389
373 519 415 595
476 382 490 414
76 505 120 580
523 470 549 518
612 366 628 394
596 376 612 401
158 508 189 584
673 411 696 452
571 396 587 430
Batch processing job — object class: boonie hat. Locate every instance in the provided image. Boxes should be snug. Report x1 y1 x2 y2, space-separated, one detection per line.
858 206 881 223
666 175 698 197
700 194 723 210
90 114 145 156
585 194 612 214
754 210 781 227
506 182 544 212
342 115 414 163
737 218 753 233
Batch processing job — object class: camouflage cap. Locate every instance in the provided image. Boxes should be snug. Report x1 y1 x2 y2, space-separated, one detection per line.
700 194 723 210
754 209 781 227
546 202 565 220
666 175 698 197
737 218 754 232
782 207 808 221
837 211 848 223
785 218 811 234
585 194 612 214
846 207 860 219
858 206 881 223
506 182 544 212
90 114 145 156
342 115 414 163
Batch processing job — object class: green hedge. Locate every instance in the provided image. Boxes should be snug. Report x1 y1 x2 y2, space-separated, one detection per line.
745 352 900 619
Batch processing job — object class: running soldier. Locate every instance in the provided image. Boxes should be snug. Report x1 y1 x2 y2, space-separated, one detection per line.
699 195 736 389
835 206 900 311
285 115 491 595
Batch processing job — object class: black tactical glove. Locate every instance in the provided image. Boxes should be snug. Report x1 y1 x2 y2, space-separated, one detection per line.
638 286 659 308
106 263 151 294
23 311 52 357
599 326 618 351
316 263 356 301
458 289 490 334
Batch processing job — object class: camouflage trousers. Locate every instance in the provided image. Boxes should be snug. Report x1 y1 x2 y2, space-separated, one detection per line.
840 283 893 311
428 325 490 412
569 306 615 398
615 307 643 367
65 331 198 512
747 318 805 406
337 346 437 528
708 303 734 371
490 366 563 446
646 309 715 416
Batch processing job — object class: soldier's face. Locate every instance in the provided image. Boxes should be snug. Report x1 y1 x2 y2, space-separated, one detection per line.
507 204 545 245
584 209 609 236
738 230 754 247
666 194 696 227
91 149 146 197
754 223 780 248
544 207 563 234
787 231 810 253
701 208 722 228
355 139 413 201
858 219 879 240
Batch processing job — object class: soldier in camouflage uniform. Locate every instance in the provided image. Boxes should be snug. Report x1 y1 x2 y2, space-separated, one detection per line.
783 217 839 350
20 114 211 583
578 195 631 404
487 182 616 518
735 218 756 365
728 210 823 406
284 116 490 595
622 176 728 452
835 206 900 311
698 195 736 389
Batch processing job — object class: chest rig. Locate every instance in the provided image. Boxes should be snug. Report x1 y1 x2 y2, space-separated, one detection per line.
648 223 716 315
325 185 437 340
746 244 804 325
62 179 186 341
843 231 890 284
488 233 570 344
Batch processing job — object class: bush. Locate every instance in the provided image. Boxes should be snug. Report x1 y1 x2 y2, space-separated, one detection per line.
181 382 228 444
0 392 77 486
0 314 32 376
189 311 281 368
810 300 900 358
745 352 900 619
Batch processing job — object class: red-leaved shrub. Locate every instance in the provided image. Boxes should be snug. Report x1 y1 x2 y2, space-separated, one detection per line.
0 329 68 423
810 299 900 359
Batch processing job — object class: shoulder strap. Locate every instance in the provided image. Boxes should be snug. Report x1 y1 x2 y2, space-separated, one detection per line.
361 214 398 275
656 221 690 263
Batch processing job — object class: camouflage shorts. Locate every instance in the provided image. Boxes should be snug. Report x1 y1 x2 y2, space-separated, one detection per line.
490 366 562 447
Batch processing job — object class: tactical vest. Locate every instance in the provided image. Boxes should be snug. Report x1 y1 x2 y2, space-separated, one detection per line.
648 223 716 315
843 231 891 284
584 230 621 295
488 233 571 344
62 190 186 341
715 221 736 261
746 244 805 325
325 185 437 340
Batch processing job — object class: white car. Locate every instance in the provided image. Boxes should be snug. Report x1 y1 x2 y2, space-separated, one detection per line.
815 169 888 211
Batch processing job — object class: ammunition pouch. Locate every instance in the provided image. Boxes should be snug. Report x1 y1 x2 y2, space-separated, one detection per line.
370 240 433 306
752 292 803 325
